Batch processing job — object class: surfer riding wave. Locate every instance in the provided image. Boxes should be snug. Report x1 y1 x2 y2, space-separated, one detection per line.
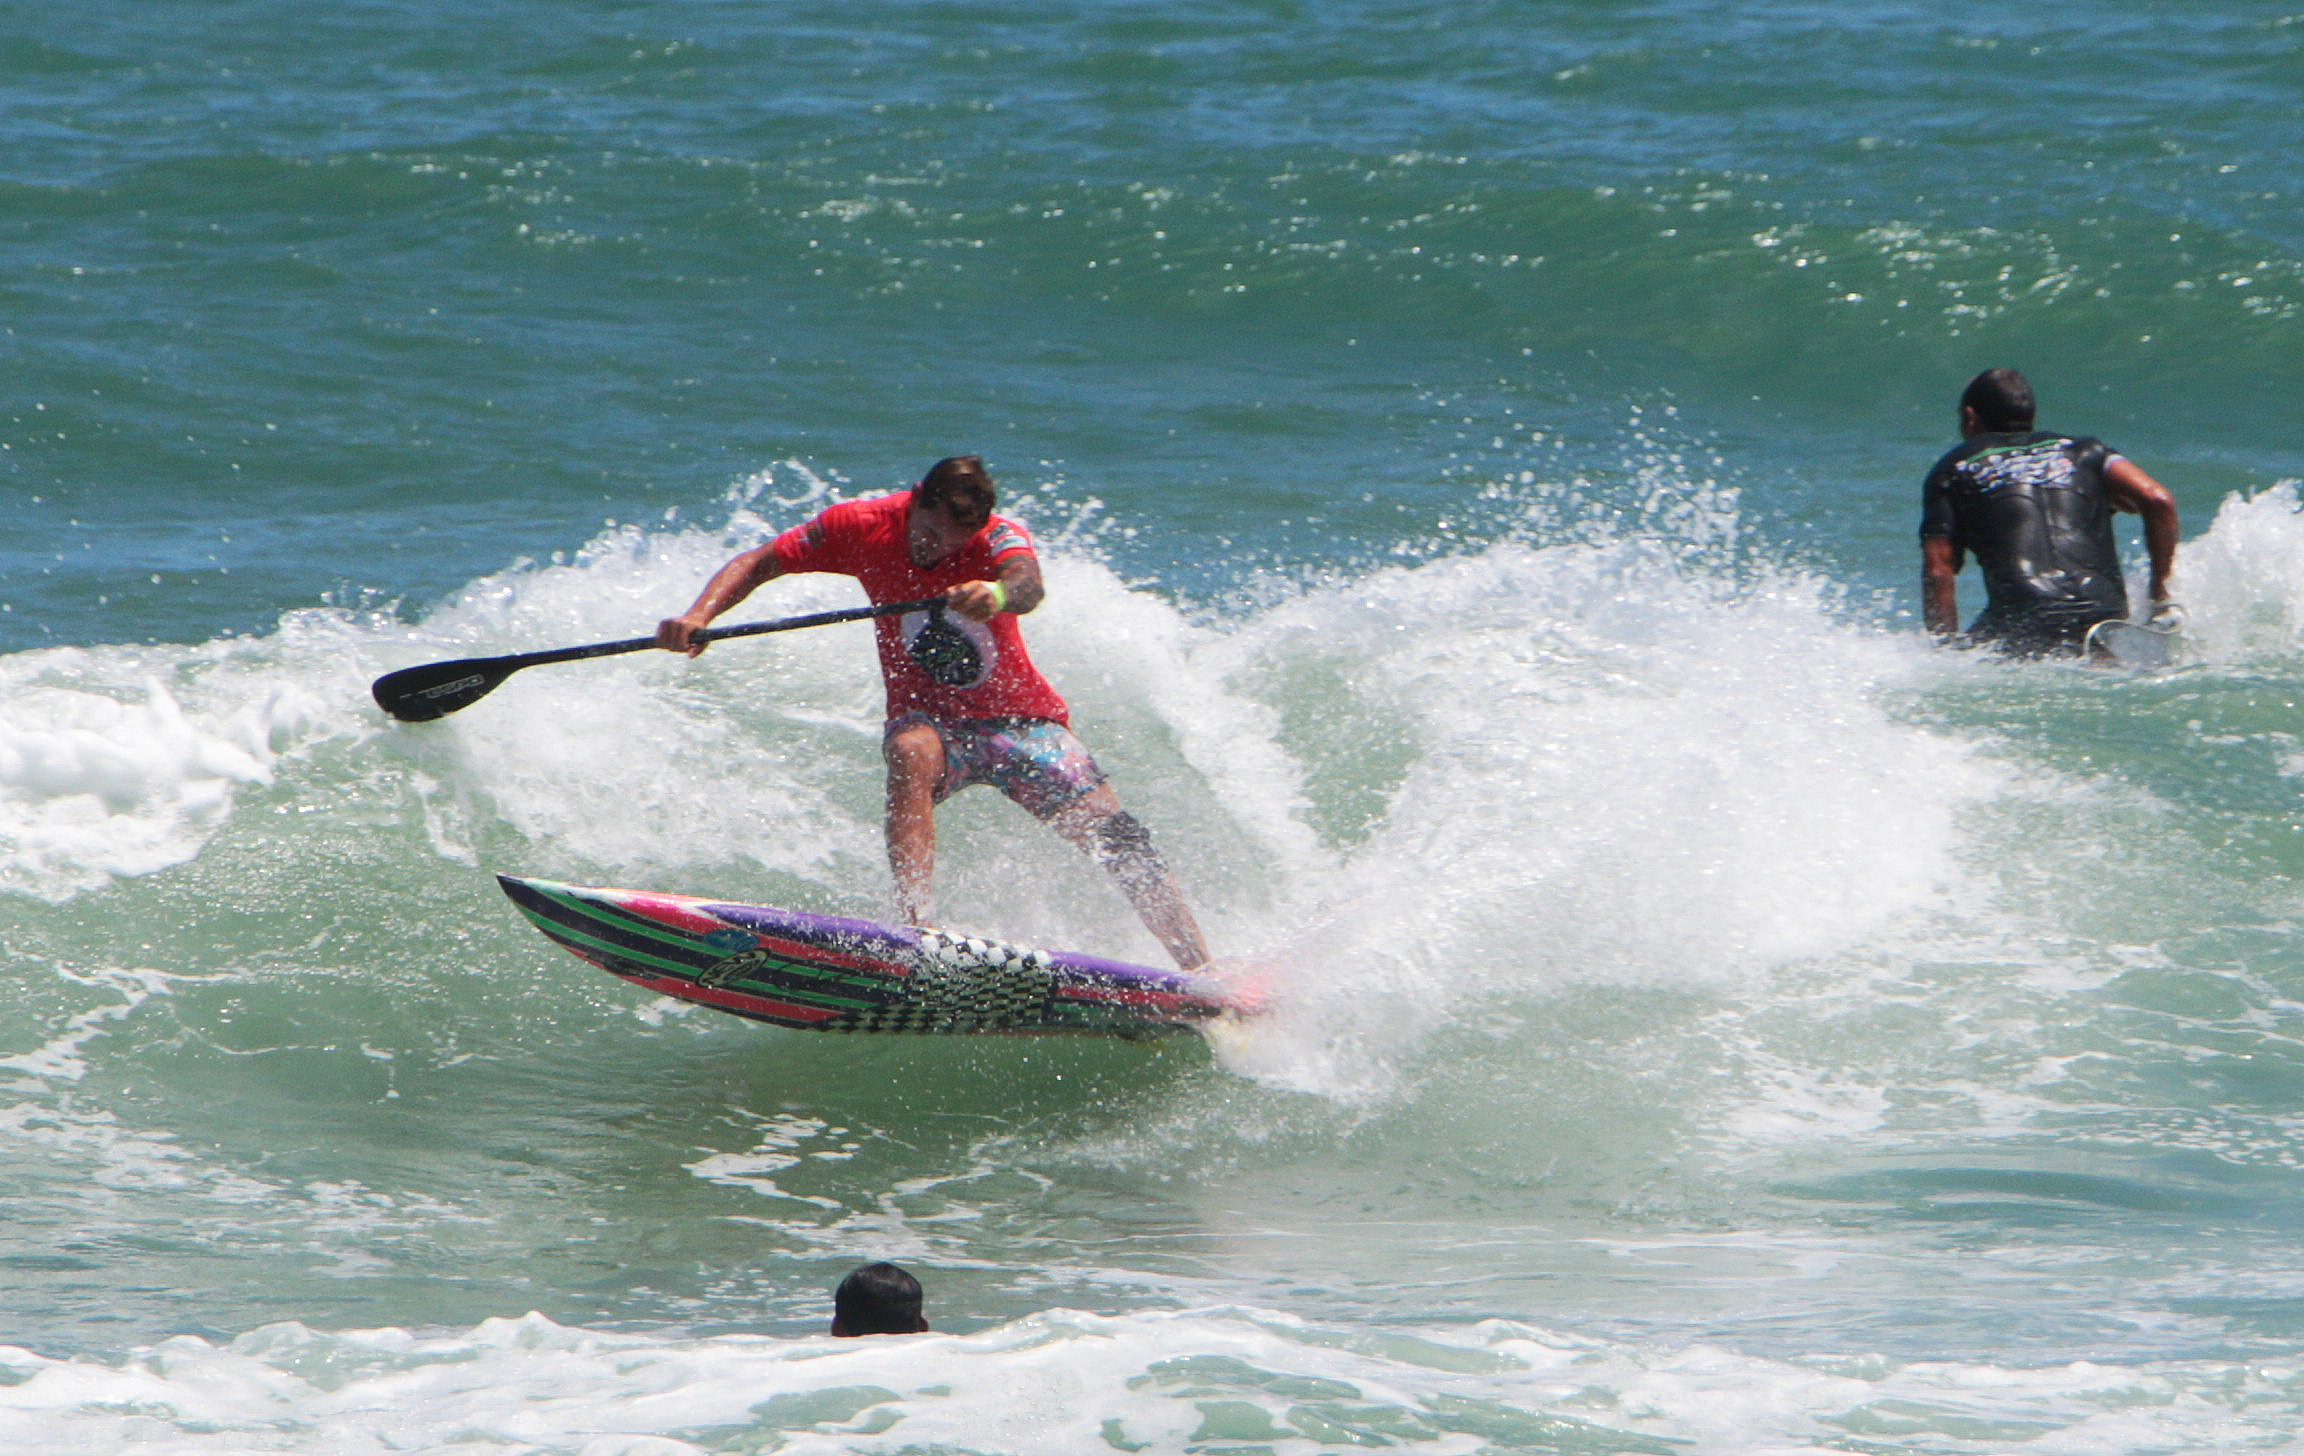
655 455 1210 971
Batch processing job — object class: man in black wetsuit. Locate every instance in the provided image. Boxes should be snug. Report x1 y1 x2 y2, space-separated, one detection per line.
1920 368 2179 655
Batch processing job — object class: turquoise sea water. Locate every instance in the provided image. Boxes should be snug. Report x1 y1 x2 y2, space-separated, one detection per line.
7 2 2304 1451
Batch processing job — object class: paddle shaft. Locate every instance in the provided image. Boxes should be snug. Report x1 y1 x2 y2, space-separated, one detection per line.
372 596 944 721
523 597 943 666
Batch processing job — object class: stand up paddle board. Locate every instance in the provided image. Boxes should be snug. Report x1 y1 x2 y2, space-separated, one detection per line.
497 875 1254 1037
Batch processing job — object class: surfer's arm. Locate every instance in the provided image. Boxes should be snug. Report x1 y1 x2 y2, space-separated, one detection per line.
2104 457 2179 603
1921 534 1963 639
944 552 1043 623
656 543 786 655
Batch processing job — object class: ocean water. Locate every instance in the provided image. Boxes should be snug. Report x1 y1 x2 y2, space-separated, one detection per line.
7 1 2304 1451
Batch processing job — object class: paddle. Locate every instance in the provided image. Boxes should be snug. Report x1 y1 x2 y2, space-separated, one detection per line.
371 597 944 722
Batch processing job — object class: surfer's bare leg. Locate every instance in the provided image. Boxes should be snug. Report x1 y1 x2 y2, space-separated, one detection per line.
1048 786 1209 971
883 720 945 925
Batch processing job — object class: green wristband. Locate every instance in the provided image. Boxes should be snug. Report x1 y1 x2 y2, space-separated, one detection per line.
986 580 1008 613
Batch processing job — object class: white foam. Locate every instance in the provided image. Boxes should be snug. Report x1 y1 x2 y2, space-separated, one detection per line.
0 964 176 1088
2160 479 2304 664
0 662 277 900
1204 535 2002 1097
0 1307 2292 1455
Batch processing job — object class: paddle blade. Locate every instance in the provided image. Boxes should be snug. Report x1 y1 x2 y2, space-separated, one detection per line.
371 656 516 721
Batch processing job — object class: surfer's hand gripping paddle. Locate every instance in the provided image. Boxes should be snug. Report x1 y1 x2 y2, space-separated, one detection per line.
371 597 943 722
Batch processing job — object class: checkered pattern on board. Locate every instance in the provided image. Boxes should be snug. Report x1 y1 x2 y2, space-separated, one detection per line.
819 930 1057 1034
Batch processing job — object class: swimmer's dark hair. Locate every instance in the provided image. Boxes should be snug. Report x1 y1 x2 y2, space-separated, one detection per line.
916 455 996 528
1961 368 2036 432
831 1261 927 1337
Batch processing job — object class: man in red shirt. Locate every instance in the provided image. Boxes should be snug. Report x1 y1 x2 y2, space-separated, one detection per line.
656 456 1210 970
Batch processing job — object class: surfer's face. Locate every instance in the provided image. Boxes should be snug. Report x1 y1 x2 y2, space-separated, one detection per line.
907 499 982 567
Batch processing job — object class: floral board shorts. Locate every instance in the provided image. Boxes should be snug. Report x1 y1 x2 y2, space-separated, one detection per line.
886 714 1108 819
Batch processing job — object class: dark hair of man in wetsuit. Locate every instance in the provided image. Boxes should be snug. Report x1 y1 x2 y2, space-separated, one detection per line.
831 1261 928 1336
915 455 996 530
1960 368 2036 433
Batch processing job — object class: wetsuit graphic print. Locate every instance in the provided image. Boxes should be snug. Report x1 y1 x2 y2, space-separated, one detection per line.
1959 440 2077 494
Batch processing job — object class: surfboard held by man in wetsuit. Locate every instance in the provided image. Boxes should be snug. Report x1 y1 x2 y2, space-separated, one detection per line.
2084 606 2187 670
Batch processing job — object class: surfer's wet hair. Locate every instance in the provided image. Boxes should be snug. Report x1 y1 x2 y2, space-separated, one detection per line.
1961 368 2036 432
833 1261 925 1336
916 455 996 528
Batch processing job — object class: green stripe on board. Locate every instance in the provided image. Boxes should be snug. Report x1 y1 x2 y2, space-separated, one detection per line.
526 883 714 957
514 904 885 1012
512 908 717 982
526 884 905 998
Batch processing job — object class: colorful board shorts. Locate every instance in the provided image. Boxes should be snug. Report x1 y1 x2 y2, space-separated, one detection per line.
887 714 1108 819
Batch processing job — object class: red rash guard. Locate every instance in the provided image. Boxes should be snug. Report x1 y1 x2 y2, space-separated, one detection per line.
770 491 1070 724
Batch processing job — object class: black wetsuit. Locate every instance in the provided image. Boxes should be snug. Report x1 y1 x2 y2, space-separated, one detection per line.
1920 431 2129 654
